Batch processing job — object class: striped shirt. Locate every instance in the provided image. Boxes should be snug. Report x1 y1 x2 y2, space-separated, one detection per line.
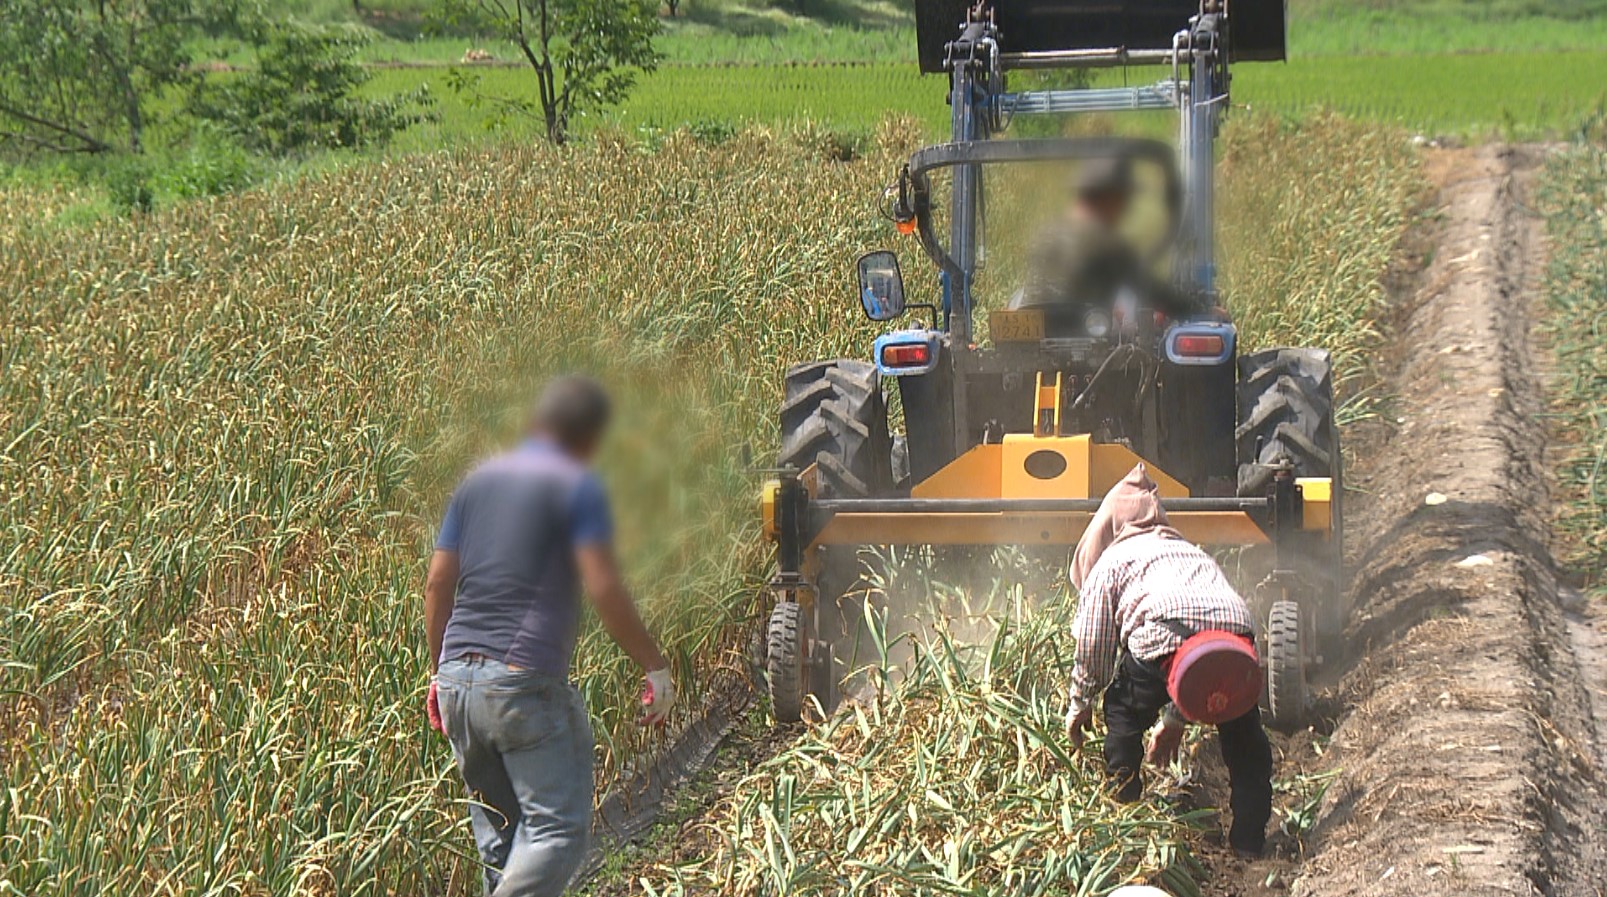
1068 531 1256 718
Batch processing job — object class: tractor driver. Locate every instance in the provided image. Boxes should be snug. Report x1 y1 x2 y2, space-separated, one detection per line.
1009 155 1193 331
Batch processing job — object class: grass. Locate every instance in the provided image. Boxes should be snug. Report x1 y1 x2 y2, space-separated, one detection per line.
243 0 917 64
4 0 1599 223
294 0 1607 153
650 581 1208 896
365 62 944 151
0 109 1422 895
0 121 918 896
639 112 1414 893
1218 111 1424 411
1537 129 1607 596
1232 51 1607 139
359 50 1607 160
1288 0 1607 55
253 0 1607 63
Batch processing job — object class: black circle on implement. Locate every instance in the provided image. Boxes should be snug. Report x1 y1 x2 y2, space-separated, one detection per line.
1023 450 1069 480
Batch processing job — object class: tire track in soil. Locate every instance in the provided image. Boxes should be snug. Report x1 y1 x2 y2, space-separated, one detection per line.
1295 145 1607 897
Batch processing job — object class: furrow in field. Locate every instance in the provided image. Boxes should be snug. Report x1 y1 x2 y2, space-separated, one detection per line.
1296 145 1607 897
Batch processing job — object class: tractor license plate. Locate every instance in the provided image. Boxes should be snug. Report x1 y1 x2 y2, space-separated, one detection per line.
990 310 1044 343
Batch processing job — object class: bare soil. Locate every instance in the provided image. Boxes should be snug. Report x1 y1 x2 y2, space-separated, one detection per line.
1291 145 1607 897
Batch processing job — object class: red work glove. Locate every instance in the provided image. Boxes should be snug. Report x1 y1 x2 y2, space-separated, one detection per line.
427 680 444 735
639 668 676 727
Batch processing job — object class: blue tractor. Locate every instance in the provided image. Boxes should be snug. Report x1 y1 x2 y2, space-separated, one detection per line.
760 0 1342 733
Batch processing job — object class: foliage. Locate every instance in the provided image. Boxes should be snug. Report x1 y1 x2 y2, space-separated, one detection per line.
652 581 1206 896
439 0 661 143
0 0 245 156
154 124 263 197
1274 768 1340 839
192 25 433 156
0 124 264 222
0 112 1421 894
1231 51 1607 140
358 50 1607 159
96 125 265 212
1537 132 1607 595
1289 0 1607 55
0 122 910 895
1218 111 1423 413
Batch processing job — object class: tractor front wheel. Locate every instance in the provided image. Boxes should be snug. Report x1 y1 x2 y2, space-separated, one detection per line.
1265 599 1308 731
766 600 809 724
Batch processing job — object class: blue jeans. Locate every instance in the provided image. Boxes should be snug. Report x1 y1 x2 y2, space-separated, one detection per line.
436 657 594 897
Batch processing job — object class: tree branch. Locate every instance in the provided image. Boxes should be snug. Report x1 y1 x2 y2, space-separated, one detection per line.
0 99 112 153
0 130 105 155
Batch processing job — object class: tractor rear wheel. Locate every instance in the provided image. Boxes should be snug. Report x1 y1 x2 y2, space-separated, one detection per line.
766 600 808 724
1237 348 1346 659
1265 599 1307 732
780 360 892 498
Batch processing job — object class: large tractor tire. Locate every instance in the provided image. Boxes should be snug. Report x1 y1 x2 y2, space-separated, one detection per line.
1237 348 1346 659
1236 348 1337 494
780 361 893 499
767 600 809 724
1265 600 1307 732
772 361 891 725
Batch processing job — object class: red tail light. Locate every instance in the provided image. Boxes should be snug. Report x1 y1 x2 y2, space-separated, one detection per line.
881 343 932 367
1173 334 1225 357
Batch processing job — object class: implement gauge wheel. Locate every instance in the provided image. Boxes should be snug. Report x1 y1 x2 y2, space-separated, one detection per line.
1265 599 1307 731
1237 348 1346 659
780 360 893 498
767 600 809 723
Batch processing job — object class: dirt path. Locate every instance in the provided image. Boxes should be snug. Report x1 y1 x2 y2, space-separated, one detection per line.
1295 145 1607 897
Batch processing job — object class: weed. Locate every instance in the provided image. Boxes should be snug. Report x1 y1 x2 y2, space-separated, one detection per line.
1537 140 1607 595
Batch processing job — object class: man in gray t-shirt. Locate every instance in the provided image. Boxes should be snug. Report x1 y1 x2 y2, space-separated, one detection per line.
423 376 673 897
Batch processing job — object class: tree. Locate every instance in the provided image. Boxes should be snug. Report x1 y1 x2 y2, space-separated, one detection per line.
190 26 432 156
441 0 660 144
0 0 241 156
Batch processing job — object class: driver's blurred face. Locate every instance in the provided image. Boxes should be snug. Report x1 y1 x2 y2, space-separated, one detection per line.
1079 190 1129 228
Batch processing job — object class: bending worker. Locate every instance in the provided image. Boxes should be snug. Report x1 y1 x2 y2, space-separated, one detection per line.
423 376 675 896
1064 464 1273 858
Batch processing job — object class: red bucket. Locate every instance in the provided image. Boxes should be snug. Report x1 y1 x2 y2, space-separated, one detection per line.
1165 630 1262 724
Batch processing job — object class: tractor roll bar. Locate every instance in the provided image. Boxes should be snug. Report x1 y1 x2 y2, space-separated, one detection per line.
998 48 1186 70
903 137 1184 298
906 136 1178 182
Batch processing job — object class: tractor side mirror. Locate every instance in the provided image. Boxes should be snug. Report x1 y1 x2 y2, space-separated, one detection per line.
857 250 906 322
